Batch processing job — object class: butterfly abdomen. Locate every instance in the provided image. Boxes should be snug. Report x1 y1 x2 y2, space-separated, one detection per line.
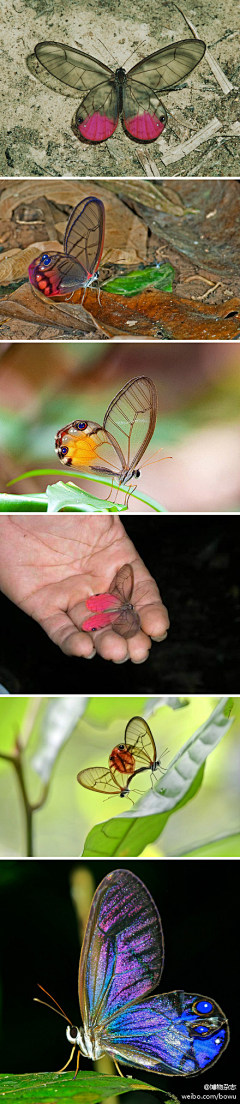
109 745 136 774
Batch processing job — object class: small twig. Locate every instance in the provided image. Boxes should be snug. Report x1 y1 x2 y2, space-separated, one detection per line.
0 742 49 856
194 282 222 301
173 5 234 92
135 149 161 177
181 275 215 285
158 117 222 164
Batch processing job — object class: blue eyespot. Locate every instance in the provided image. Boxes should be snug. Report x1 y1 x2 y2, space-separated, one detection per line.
60 447 68 456
41 253 51 266
194 1024 210 1036
195 1001 213 1015
75 421 87 430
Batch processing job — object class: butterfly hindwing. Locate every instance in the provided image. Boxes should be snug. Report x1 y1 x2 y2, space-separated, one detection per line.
123 80 167 142
75 82 119 142
98 991 229 1075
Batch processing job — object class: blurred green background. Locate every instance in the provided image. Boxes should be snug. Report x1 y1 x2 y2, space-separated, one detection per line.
0 695 239 857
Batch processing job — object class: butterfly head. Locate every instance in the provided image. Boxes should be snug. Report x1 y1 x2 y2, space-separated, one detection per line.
55 420 102 466
66 1024 103 1060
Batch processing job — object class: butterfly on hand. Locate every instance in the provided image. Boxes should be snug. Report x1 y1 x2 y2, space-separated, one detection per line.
81 563 140 640
28 196 104 300
35 38 206 143
55 376 158 492
35 869 229 1079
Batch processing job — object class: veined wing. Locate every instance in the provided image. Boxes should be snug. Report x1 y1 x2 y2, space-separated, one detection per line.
98 991 229 1075
77 765 129 794
129 40 206 92
28 252 90 297
75 83 119 142
78 869 164 1031
123 80 167 142
103 377 157 482
35 41 114 91
124 716 157 766
109 563 134 604
55 420 126 475
111 607 140 639
64 197 105 271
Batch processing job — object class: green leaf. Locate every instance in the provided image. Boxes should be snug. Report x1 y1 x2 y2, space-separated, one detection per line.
180 831 240 857
0 1071 157 1102
102 263 175 296
4 474 167 513
82 697 233 858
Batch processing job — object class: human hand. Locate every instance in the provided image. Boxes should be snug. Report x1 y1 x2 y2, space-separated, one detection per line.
0 517 169 664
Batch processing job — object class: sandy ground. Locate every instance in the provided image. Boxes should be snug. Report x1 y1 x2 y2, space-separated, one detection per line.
0 0 239 178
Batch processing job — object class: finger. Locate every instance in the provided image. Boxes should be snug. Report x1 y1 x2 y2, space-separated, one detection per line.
40 611 97 658
92 628 129 663
127 628 151 664
138 601 170 641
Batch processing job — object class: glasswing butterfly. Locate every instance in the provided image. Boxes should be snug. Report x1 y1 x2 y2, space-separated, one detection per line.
81 564 140 639
55 376 158 490
108 715 168 780
28 196 105 300
35 869 229 1078
35 39 206 143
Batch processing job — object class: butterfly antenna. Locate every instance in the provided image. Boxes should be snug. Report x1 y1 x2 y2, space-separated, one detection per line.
93 36 116 63
34 984 72 1024
140 446 172 470
123 38 149 67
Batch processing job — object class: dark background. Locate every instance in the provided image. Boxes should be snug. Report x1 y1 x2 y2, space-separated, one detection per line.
0 515 239 694
0 858 236 1098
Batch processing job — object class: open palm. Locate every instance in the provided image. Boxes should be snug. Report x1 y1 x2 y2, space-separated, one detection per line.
0 517 169 663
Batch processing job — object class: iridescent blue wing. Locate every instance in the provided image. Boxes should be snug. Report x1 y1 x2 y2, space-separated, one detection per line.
64 197 105 274
98 991 229 1076
78 869 164 1029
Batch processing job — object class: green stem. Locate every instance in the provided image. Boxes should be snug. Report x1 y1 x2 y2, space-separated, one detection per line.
0 748 49 856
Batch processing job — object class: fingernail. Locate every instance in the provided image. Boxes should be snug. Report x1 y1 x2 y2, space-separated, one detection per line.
132 656 149 664
85 649 96 659
115 656 129 664
153 632 168 642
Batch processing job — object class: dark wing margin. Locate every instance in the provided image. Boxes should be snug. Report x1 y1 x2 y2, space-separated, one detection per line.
64 197 105 274
34 41 113 90
129 39 206 91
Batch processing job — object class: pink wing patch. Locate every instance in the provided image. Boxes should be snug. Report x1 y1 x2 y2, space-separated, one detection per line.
85 594 120 612
82 610 119 631
125 112 166 141
78 112 118 141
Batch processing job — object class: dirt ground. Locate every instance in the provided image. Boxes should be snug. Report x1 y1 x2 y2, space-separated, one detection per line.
0 0 239 178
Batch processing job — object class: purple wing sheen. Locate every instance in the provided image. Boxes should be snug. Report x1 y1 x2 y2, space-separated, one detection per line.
35 41 114 91
103 376 158 485
75 83 119 142
129 40 206 92
78 869 164 1030
109 563 134 603
123 81 167 142
28 252 90 297
124 716 157 766
77 765 130 795
97 991 229 1076
64 197 105 272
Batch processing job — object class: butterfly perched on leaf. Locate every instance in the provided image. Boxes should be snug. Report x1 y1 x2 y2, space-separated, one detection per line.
35 38 206 143
35 869 229 1078
81 563 140 639
55 376 158 489
28 196 105 300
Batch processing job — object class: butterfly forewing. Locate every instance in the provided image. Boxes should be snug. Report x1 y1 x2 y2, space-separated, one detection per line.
64 197 105 272
78 869 164 1031
109 563 134 603
77 765 129 794
129 39 206 91
103 376 158 484
35 41 113 91
124 715 157 766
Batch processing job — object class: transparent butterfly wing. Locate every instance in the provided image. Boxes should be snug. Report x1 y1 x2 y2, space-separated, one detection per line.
77 765 128 794
128 39 206 92
123 80 167 142
98 991 229 1076
78 869 164 1029
109 563 134 603
75 82 119 142
124 715 157 766
103 376 158 484
35 41 114 91
28 251 91 297
63 197 105 272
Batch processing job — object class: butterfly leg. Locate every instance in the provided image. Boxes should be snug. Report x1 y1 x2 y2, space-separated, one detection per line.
113 1058 124 1077
58 1043 76 1073
74 1048 81 1079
